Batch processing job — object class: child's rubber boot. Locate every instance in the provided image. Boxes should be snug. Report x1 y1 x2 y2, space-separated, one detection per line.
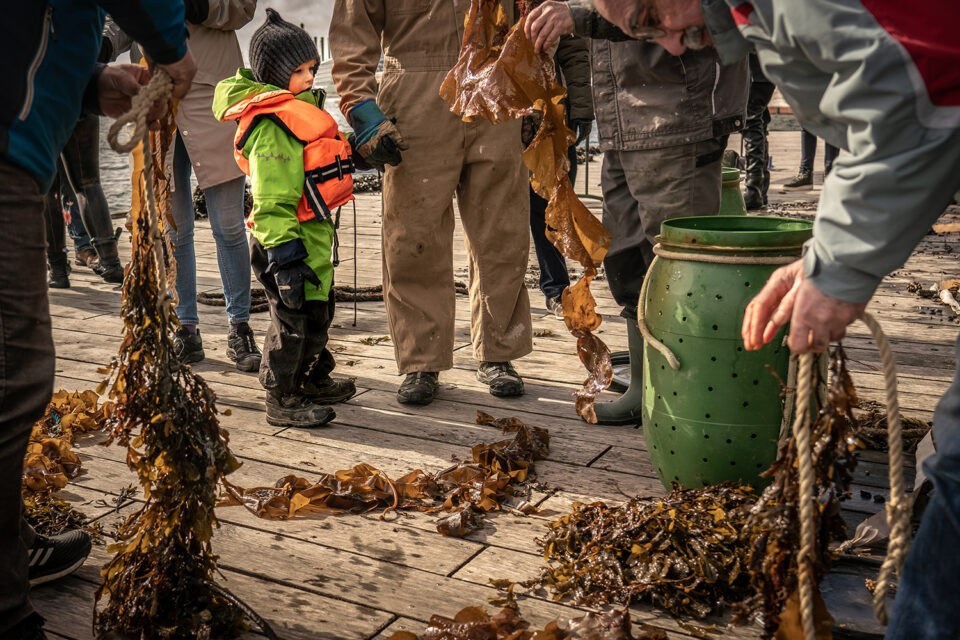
592 319 645 426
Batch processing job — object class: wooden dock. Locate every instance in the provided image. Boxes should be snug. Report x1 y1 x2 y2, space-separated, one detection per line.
33 131 954 639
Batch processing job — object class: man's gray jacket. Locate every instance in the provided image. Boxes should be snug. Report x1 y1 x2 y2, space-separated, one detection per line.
569 0 748 153
703 0 960 304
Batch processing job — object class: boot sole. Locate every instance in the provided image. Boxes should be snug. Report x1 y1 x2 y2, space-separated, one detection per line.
266 408 336 428
591 413 643 426
179 350 205 365
227 348 261 372
397 391 437 406
780 184 813 191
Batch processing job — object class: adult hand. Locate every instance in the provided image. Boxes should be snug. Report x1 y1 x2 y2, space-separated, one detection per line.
98 64 152 118
741 259 866 354
525 1 574 54
157 49 197 100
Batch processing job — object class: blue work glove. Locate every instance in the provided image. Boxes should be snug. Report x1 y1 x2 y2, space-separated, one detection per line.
347 99 409 170
265 259 320 311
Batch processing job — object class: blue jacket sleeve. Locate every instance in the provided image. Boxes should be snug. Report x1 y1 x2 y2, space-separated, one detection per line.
96 0 188 64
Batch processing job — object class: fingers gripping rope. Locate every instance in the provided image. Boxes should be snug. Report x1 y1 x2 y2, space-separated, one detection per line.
107 70 173 154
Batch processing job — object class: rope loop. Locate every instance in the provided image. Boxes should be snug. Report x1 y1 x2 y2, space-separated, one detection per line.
107 69 173 154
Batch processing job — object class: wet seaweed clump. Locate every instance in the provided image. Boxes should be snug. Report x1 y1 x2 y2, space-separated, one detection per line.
221 412 548 537
854 400 930 453
387 606 667 640
735 347 861 638
24 494 103 541
95 108 246 638
503 483 757 621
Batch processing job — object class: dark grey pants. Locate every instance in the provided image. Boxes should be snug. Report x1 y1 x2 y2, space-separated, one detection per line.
0 158 54 633
600 137 725 318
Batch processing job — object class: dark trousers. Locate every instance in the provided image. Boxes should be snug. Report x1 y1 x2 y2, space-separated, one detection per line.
529 145 577 303
0 158 54 633
250 238 336 396
743 81 775 200
800 129 839 174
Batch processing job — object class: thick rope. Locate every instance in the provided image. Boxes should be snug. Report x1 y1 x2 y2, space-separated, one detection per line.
637 255 680 370
792 352 817 640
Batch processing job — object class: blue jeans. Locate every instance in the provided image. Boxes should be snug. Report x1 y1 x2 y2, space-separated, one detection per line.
885 334 960 639
169 133 251 327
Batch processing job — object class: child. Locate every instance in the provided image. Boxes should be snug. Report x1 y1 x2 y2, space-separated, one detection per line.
214 9 356 428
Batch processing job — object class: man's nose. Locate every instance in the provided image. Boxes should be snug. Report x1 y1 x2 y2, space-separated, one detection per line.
655 32 688 56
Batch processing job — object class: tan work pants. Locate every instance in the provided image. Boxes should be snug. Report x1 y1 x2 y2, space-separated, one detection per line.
379 69 533 374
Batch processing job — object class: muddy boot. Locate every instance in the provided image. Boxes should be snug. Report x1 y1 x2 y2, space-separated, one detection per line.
397 371 440 405
91 236 124 284
265 393 335 428
48 253 70 289
173 327 204 364
302 376 357 404
477 361 525 398
226 323 262 372
593 319 644 426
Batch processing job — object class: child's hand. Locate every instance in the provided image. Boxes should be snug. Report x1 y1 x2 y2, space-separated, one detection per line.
267 260 321 310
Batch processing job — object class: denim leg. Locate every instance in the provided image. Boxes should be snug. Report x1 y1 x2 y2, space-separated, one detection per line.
800 129 816 172
885 334 960 640
169 133 199 327
203 176 251 325
824 141 840 175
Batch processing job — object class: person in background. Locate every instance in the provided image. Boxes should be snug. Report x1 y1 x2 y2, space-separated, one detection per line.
781 128 838 191
742 53 774 210
529 34 593 320
331 0 533 406
214 10 357 428
525 0 748 425
169 0 261 372
0 2 196 637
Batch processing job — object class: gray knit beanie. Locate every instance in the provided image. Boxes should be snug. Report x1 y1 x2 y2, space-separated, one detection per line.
249 8 319 90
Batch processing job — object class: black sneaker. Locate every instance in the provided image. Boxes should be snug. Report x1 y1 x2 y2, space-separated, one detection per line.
173 328 204 364
226 324 262 372
93 257 124 284
546 295 564 321
781 168 813 191
397 372 440 406
302 376 356 404
27 530 91 587
265 393 335 428
0 613 46 640
477 361 525 397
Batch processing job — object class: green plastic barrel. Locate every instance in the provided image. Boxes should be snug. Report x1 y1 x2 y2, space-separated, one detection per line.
642 216 813 490
719 167 746 215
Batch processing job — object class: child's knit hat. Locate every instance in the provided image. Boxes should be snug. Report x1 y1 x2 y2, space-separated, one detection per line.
249 8 319 90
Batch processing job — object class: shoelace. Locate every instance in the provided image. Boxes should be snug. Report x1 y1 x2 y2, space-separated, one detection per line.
237 331 258 355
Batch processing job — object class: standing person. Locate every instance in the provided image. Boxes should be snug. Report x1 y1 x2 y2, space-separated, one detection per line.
331 0 533 406
215 10 357 428
169 0 261 372
742 53 774 210
781 129 839 191
525 0 748 425
587 0 960 638
0 2 196 637
529 34 594 319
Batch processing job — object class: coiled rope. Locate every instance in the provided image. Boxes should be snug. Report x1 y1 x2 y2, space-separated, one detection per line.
636 243 910 638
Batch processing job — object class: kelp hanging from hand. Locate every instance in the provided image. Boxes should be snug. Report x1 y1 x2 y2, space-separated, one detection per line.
220 412 548 537
94 106 246 639
387 606 668 640
498 483 758 621
735 348 860 639
439 0 613 422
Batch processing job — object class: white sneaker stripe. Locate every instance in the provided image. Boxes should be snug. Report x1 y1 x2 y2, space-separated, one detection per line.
38 547 54 567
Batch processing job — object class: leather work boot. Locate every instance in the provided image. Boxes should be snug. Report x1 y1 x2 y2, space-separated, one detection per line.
93 257 124 284
397 371 440 405
48 253 70 289
173 327 204 364
226 323 262 372
592 320 644 426
477 361 524 398
302 376 357 404
781 168 813 191
265 393 335 428
74 247 98 267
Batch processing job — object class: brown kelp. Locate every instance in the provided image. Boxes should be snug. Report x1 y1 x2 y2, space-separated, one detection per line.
439 0 613 422
387 606 668 640
221 412 548 537
94 105 246 638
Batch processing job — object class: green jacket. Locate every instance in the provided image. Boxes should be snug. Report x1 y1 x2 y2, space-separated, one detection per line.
213 68 336 301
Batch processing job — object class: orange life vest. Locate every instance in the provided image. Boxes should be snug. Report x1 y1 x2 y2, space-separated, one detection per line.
223 90 354 223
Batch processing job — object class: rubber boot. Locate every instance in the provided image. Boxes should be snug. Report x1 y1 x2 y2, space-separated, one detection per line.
593 319 644 426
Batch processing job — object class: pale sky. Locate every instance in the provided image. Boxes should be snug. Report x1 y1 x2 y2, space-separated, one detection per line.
235 0 335 64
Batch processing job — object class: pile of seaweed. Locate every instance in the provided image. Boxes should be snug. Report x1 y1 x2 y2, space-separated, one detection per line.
220 412 548 537
854 400 930 453
497 349 862 639
387 607 667 640
22 390 115 538
440 0 613 422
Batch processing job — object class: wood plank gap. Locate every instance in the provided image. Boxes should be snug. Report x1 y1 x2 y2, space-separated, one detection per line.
444 544 489 579
585 445 613 468
364 614 400 640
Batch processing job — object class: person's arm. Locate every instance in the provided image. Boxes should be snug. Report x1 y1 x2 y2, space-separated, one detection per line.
242 121 308 261
554 35 593 123
184 0 256 31
330 0 386 116
97 0 188 64
566 0 631 41
526 0 630 55
99 16 134 63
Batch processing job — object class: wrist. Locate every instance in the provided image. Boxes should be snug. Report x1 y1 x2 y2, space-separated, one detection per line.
348 99 388 145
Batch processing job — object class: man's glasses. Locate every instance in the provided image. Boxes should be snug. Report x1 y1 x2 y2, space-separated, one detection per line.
628 0 708 49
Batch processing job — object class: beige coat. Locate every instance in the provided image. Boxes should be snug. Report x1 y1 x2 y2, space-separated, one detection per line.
171 0 256 190
330 0 533 373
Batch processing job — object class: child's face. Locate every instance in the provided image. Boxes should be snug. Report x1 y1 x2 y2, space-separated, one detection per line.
288 59 318 94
